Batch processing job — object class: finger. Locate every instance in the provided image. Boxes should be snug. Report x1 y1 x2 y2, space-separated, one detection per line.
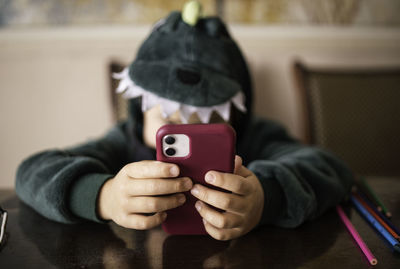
205 170 253 195
191 184 247 213
126 177 192 196
234 163 253 178
234 155 243 174
123 194 186 213
119 212 167 230
195 201 244 229
203 219 242 241
123 161 180 179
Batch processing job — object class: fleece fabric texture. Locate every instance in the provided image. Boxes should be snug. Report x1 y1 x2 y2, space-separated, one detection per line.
15 116 354 228
129 11 248 107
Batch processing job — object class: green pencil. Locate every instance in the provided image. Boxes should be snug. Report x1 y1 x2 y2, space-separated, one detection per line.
360 177 392 218
355 181 381 212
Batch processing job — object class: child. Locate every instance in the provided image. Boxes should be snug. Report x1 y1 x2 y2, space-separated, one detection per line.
15 5 353 241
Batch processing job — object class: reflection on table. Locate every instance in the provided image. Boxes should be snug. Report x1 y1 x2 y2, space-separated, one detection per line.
0 177 399 268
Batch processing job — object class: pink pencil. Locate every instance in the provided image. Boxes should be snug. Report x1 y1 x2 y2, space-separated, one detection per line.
336 205 377 266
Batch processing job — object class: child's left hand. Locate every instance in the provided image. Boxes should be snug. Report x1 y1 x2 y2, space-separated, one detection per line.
190 155 265 241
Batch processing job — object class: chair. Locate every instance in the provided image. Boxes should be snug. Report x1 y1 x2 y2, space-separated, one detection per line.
293 61 400 177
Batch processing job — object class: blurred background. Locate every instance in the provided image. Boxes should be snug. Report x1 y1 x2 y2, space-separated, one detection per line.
1 0 399 188
1 0 399 26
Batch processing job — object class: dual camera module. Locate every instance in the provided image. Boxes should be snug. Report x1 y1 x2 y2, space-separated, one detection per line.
164 135 176 156
162 134 190 158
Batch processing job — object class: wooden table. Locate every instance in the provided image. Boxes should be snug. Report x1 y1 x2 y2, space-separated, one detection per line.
0 177 399 268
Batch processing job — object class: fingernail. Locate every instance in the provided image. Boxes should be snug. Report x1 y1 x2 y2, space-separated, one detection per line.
202 218 207 225
195 201 202 211
178 194 186 203
170 166 179 177
191 186 199 196
205 172 215 183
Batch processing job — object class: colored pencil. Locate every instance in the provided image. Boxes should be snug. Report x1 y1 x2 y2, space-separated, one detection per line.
356 191 400 237
0 207 7 245
354 193 400 241
351 195 400 253
336 205 377 265
360 177 391 218
355 180 382 212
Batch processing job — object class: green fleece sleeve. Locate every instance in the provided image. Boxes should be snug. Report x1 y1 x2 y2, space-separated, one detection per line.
238 117 354 228
15 122 135 223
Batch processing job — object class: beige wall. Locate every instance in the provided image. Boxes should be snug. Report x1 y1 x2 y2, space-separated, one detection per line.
1 26 399 188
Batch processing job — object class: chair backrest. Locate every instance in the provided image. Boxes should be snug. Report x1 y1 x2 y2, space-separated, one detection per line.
109 61 129 123
293 62 400 177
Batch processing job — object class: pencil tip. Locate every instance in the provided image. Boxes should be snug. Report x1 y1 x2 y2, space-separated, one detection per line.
394 244 400 253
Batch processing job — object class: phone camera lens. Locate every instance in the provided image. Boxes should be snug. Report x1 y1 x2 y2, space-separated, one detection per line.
165 147 176 156
165 136 175 145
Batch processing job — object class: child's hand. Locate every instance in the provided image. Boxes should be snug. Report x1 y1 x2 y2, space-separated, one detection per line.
190 156 265 241
98 161 192 229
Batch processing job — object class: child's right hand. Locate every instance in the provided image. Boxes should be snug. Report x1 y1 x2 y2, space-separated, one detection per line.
97 161 192 229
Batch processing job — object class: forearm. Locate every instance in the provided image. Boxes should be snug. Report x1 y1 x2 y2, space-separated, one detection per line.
249 146 354 228
15 150 111 223
15 123 134 223
239 117 354 228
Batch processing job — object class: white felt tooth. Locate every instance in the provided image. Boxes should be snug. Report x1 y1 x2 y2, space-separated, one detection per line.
116 78 130 93
180 105 197 123
141 93 159 112
112 67 129 79
196 107 213 123
141 94 149 112
159 98 181 118
213 101 231 122
122 84 143 98
122 90 138 99
230 92 245 112
231 92 247 112
145 93 161 111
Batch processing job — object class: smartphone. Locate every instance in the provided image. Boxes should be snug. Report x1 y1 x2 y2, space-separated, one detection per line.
156 123 236 235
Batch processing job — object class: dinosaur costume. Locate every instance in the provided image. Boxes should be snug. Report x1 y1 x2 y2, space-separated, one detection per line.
16 4 353 229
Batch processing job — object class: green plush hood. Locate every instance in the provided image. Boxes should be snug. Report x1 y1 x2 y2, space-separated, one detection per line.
128 11 252 110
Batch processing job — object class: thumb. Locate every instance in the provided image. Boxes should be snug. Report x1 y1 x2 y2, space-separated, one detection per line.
234 156 253 178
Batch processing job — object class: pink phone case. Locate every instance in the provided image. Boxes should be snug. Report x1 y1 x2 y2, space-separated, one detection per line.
156 123 236 235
